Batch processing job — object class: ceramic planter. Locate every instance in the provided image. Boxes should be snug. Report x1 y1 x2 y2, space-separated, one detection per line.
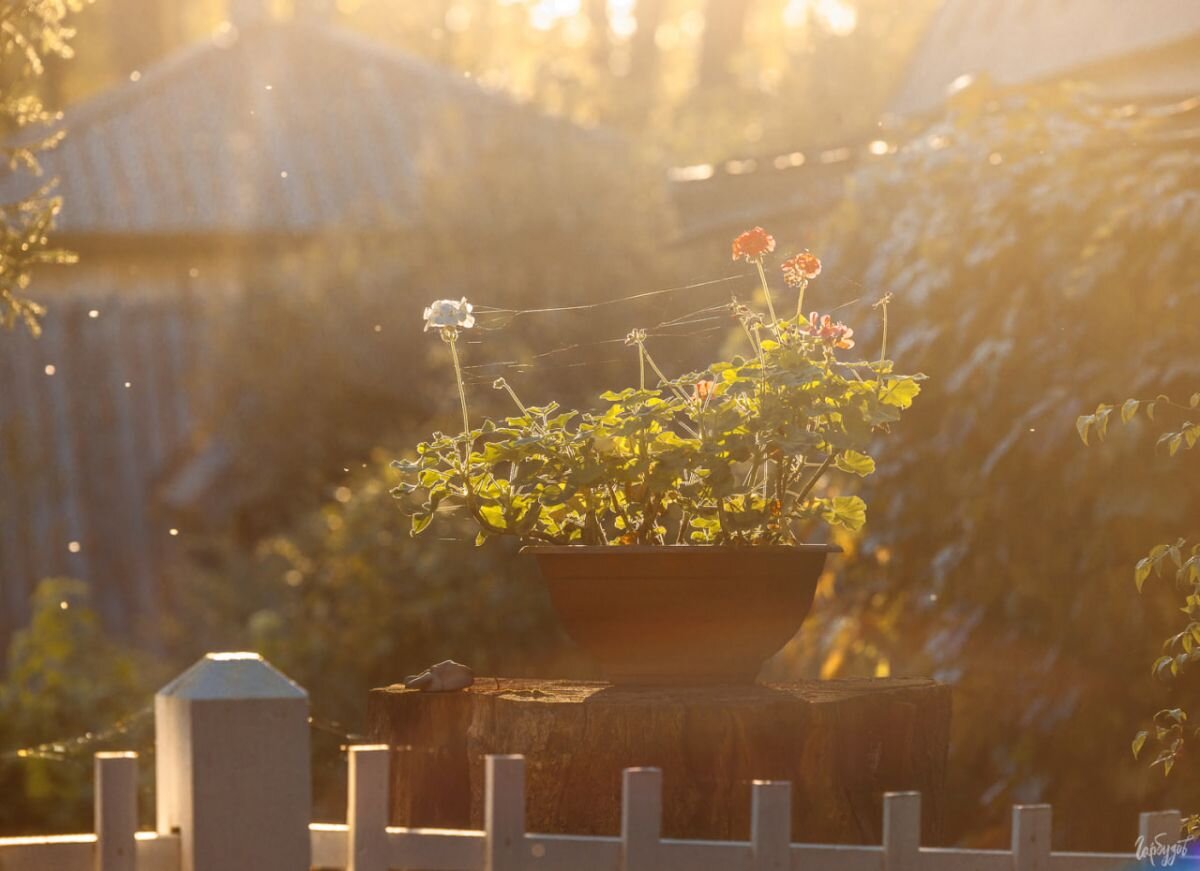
524 544 840 685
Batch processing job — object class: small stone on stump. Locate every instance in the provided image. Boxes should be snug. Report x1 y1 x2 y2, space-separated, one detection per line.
366 677 950 844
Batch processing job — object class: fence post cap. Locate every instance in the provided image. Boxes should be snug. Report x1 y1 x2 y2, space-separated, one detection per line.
157 651 307 700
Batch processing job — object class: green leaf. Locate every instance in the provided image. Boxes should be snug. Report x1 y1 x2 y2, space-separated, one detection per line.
1121 398 1139 423
1135 558 1153 592
411 512 434 536
475 530 491 547
1132 730 1148 759
821 496 867 531
834 450 876 476
880 378 921 409
1075 415 1092 446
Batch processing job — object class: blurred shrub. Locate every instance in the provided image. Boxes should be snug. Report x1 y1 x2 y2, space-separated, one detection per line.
798 82 1200 847
170 455 586 820
175 454 581 719
0 578 158 833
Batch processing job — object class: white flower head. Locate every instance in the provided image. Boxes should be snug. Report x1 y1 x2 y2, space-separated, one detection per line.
423 297 476 333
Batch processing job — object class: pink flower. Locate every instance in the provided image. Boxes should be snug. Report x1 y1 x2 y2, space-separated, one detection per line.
781 252 821 286
731 227 776 262
802 312 855 350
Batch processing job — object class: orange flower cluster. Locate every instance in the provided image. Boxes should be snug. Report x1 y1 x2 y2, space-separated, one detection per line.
730 227 775 262
802 312 855 350
781 252 821 286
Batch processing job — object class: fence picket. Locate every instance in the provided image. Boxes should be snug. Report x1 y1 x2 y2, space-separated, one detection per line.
1011 804 1051 871
882 792 920 871
94 752 138 871
750 780 791 871
485 755 526 871
621 767 662 871
347 745 390 871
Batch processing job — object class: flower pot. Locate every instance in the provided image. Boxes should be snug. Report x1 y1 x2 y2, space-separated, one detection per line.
523 544 840 685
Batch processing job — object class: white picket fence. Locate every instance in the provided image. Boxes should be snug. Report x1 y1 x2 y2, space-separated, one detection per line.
0 652 1195 871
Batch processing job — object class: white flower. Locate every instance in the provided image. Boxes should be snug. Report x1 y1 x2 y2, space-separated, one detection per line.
423 297 476 332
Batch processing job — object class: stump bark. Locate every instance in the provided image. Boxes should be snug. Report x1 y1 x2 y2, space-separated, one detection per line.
366 677 950 845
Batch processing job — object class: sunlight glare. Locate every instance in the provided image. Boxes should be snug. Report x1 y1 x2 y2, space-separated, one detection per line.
783 0 858 35
530 0 580 31
818 0 858 36
609 0 637 39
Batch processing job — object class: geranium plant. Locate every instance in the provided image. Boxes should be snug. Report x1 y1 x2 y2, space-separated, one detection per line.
392 229 924 546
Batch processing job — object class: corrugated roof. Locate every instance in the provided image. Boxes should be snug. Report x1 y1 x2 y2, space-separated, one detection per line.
1 17 551 237
889 0 1200 116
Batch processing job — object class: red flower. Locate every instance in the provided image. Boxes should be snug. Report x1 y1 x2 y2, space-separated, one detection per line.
802 312 855 350
692 380 716 402
781 252 821 286
731 227 776 262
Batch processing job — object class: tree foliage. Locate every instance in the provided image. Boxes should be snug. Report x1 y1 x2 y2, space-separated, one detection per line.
810 81 1200 847
1081 394 1200 832
0 0 84 335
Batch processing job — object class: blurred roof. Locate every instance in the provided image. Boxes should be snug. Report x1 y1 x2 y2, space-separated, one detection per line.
889 0 1200 116
2 13 560 238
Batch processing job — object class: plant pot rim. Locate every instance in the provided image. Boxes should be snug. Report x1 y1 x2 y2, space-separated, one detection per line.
521 543 843 555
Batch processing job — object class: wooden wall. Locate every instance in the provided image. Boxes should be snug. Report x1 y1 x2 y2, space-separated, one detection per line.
0 256 221 653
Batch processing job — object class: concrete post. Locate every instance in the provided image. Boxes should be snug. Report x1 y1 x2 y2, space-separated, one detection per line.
155 652 310 871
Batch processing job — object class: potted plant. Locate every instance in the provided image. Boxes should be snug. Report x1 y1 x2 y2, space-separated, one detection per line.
393 228 923 684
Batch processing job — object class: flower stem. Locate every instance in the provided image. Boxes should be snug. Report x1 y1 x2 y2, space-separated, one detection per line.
642 347 688 402
447 334 471 472
793 455 834 506
755 258 778 327
879 301 889 367
795 278 808 322
638 344 646 391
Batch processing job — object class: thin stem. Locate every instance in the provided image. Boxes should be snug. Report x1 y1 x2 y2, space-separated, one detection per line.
879 303 889 366
501 381 530 418
606 482 636 533
755 258 778 327
638 345 646 391
751 323 768 393
448 334 471 473
642 346 692 404
795 278 808 322
638 343 701 438
793 455 834 506
739 320 760 355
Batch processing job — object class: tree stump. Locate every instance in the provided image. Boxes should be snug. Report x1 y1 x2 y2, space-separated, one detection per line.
366 677 950 845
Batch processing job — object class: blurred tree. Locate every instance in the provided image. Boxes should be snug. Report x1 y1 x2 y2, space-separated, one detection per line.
0 0 84 335
0 579 158 833
696 0 754 88
47 1 937 162
801 81 1200 848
